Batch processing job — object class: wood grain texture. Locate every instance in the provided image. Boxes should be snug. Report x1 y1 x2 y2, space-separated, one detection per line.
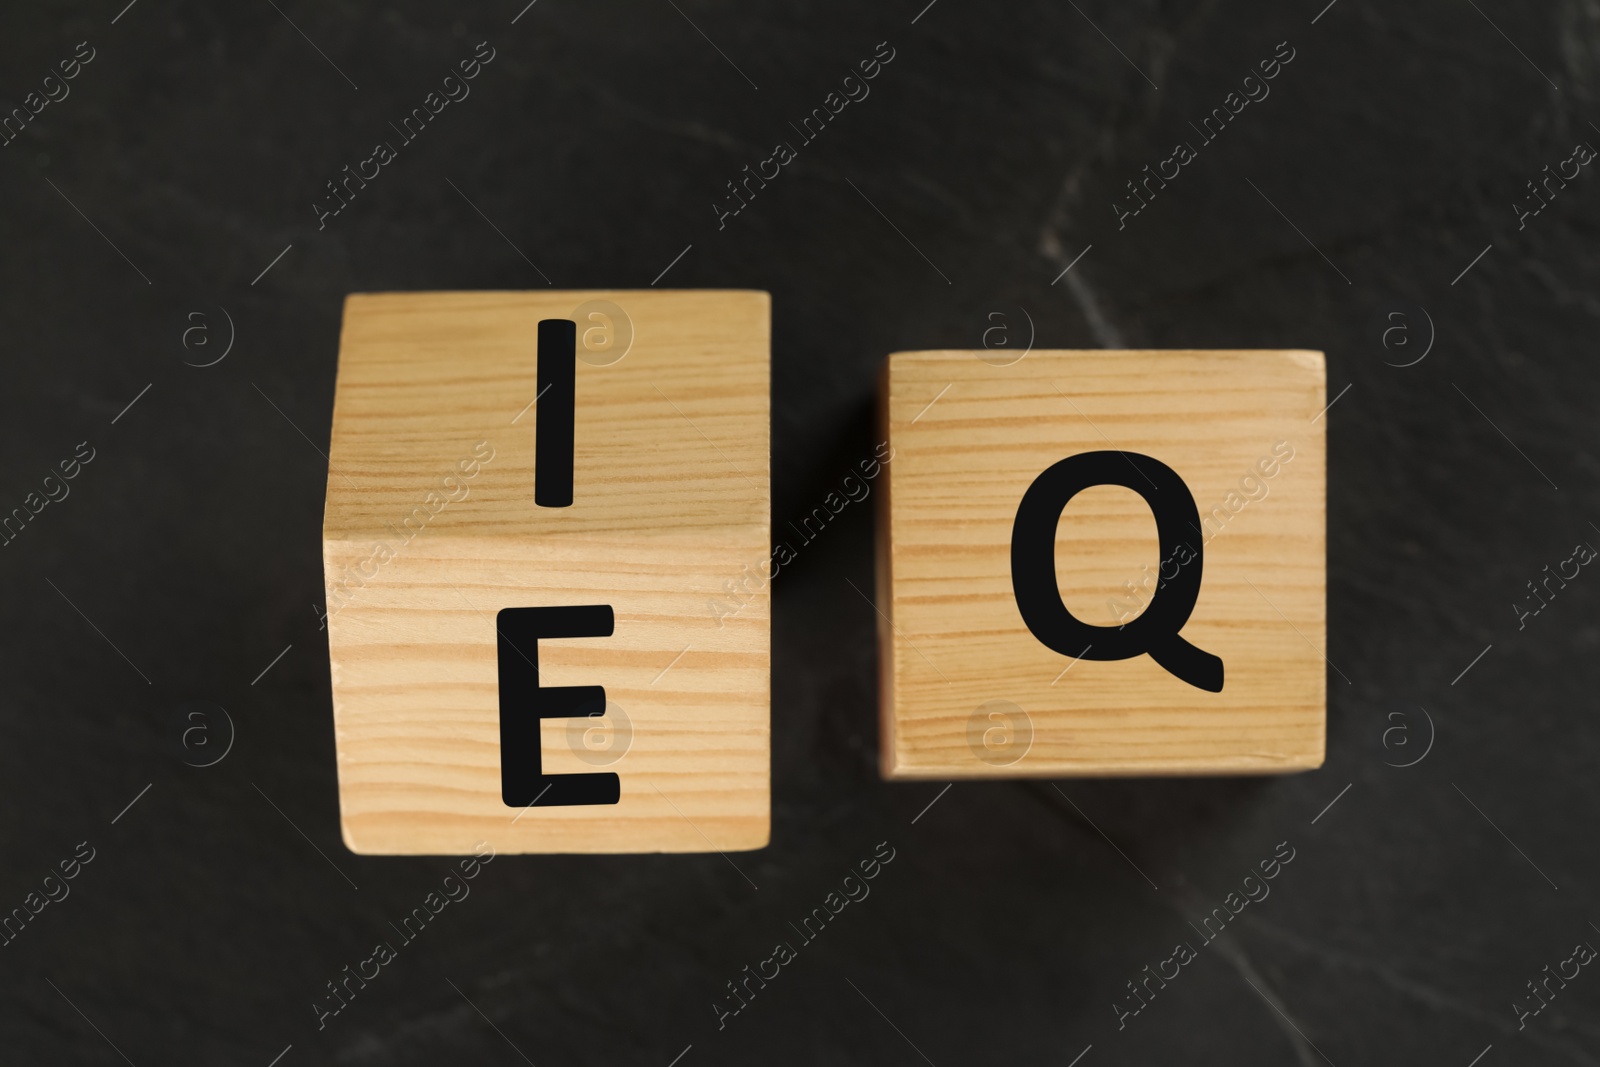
877 350 1326 779
323 290 770 854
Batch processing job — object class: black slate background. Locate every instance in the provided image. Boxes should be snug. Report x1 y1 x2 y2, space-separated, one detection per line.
1 1 1598 1064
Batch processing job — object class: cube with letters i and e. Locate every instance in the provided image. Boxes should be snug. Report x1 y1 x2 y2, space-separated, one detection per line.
875 349 1326 778
323 290 771 854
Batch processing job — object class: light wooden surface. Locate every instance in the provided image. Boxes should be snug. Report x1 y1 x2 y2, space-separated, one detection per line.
324 290 770 854
877 349 1326 779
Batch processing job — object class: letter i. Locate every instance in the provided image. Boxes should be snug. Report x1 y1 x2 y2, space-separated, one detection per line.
535 319 576 508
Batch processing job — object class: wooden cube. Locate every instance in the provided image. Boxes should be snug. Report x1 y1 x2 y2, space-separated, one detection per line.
323 290 770 854
876 350 1326 778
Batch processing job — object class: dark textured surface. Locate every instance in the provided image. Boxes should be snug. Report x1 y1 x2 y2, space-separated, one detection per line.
2 1 1597 1064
